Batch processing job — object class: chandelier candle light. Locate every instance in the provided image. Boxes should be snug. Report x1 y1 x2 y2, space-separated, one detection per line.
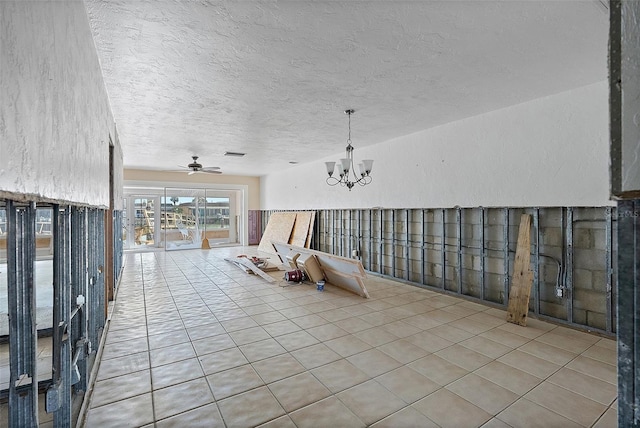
325 109 374 190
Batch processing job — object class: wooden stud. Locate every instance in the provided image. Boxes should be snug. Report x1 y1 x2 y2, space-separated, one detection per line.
506 214 534 326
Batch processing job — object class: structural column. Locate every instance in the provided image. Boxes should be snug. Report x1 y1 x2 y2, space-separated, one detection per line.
610 1 640 425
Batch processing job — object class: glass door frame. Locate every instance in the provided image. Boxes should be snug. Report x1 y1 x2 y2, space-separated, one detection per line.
122 194 163 250
122 182 249 250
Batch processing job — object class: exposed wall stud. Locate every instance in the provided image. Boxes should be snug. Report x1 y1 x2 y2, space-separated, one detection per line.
605 206 613 334
351 209 354 258
71 207 88 390
405 210 410 281
7 200 39 427
391 209 396 278
368 209 373 269
441 208 446 290
534 208 541 315
456 207 462 294
421 209 426 286
503 208 510 305
379 209 383 275
260 206 615 335
49 205 72 426
480 208 486 301
331 210 336 255
566 207 574 323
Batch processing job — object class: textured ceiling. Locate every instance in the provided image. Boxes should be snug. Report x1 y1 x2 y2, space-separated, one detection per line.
86 0 608 177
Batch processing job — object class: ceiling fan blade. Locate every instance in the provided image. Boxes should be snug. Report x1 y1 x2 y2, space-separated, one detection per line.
188 170 196 175
201 166 220 170
202 170 222 174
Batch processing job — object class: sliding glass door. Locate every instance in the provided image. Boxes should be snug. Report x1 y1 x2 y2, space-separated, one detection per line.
122 187 241 251
162 188 238 251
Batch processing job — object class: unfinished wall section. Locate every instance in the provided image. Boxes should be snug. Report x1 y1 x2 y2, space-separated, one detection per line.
261 206 616 335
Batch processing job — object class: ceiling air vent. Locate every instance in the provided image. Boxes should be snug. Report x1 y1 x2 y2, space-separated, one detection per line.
224 151 246 157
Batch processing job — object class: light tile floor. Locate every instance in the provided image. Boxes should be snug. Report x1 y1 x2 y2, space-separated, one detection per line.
83 247 618 428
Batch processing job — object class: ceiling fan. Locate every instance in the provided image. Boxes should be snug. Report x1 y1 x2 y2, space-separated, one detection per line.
180 156 222 175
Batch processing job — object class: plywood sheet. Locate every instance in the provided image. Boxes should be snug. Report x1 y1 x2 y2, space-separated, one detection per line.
271 241 369 298
290 212 313 247
506 214 534 326
225 257 276 283
304 211 316 248
258 212 297 255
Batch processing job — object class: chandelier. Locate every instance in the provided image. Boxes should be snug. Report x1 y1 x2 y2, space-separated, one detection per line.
325 109 374 190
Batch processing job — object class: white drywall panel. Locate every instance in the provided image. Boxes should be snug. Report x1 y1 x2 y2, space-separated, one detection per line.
261 82 611 210
0 1 119 207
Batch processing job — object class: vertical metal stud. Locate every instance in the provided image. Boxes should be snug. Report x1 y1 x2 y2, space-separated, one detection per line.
331 210 336 255
456 207 462 294
348 210 353 260
379 209 384 275
503 208 510 305
50 205 72 426
7 201 39 427
605 206 613 334
391 209 396 278
405 210 410 282
71 207 87 391
356 210 361 262
368 209 373 270
421 209 426 286
566 207 574 324
481 208 486 301
534 208 540 316
340 210 344 257
441 208 446 290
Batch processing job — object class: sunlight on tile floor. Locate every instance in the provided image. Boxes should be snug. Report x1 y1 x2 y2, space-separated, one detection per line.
83 247 617 428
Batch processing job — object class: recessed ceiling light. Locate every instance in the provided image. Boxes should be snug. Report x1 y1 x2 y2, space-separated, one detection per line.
224 151 245 157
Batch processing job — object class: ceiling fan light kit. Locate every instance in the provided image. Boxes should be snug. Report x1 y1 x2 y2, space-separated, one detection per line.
325 109 374 190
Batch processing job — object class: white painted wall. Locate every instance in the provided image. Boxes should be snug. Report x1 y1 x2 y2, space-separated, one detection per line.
261 82 611 210
0 1 120 208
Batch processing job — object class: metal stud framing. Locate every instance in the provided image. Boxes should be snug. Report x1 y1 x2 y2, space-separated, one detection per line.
480 208 486 301
48 205 72 426
71 207 88 392
378 209 383 275
391 209 396 278
405 210 410 282
421 210 426 286
533 208 541 316
300 205 616 335
605 207 613 334
7 201 39 427
456 207 462 294
441 208 446 290
368 210 373 270
566 207 574 324
503 208 509 304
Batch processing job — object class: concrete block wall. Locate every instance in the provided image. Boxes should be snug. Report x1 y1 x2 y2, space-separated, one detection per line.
299 205 615 334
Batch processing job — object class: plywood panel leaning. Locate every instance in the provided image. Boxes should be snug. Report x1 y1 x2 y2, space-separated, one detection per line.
506 214 534 326
271 241 369 298
290 211 314 247
257 212 297 254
